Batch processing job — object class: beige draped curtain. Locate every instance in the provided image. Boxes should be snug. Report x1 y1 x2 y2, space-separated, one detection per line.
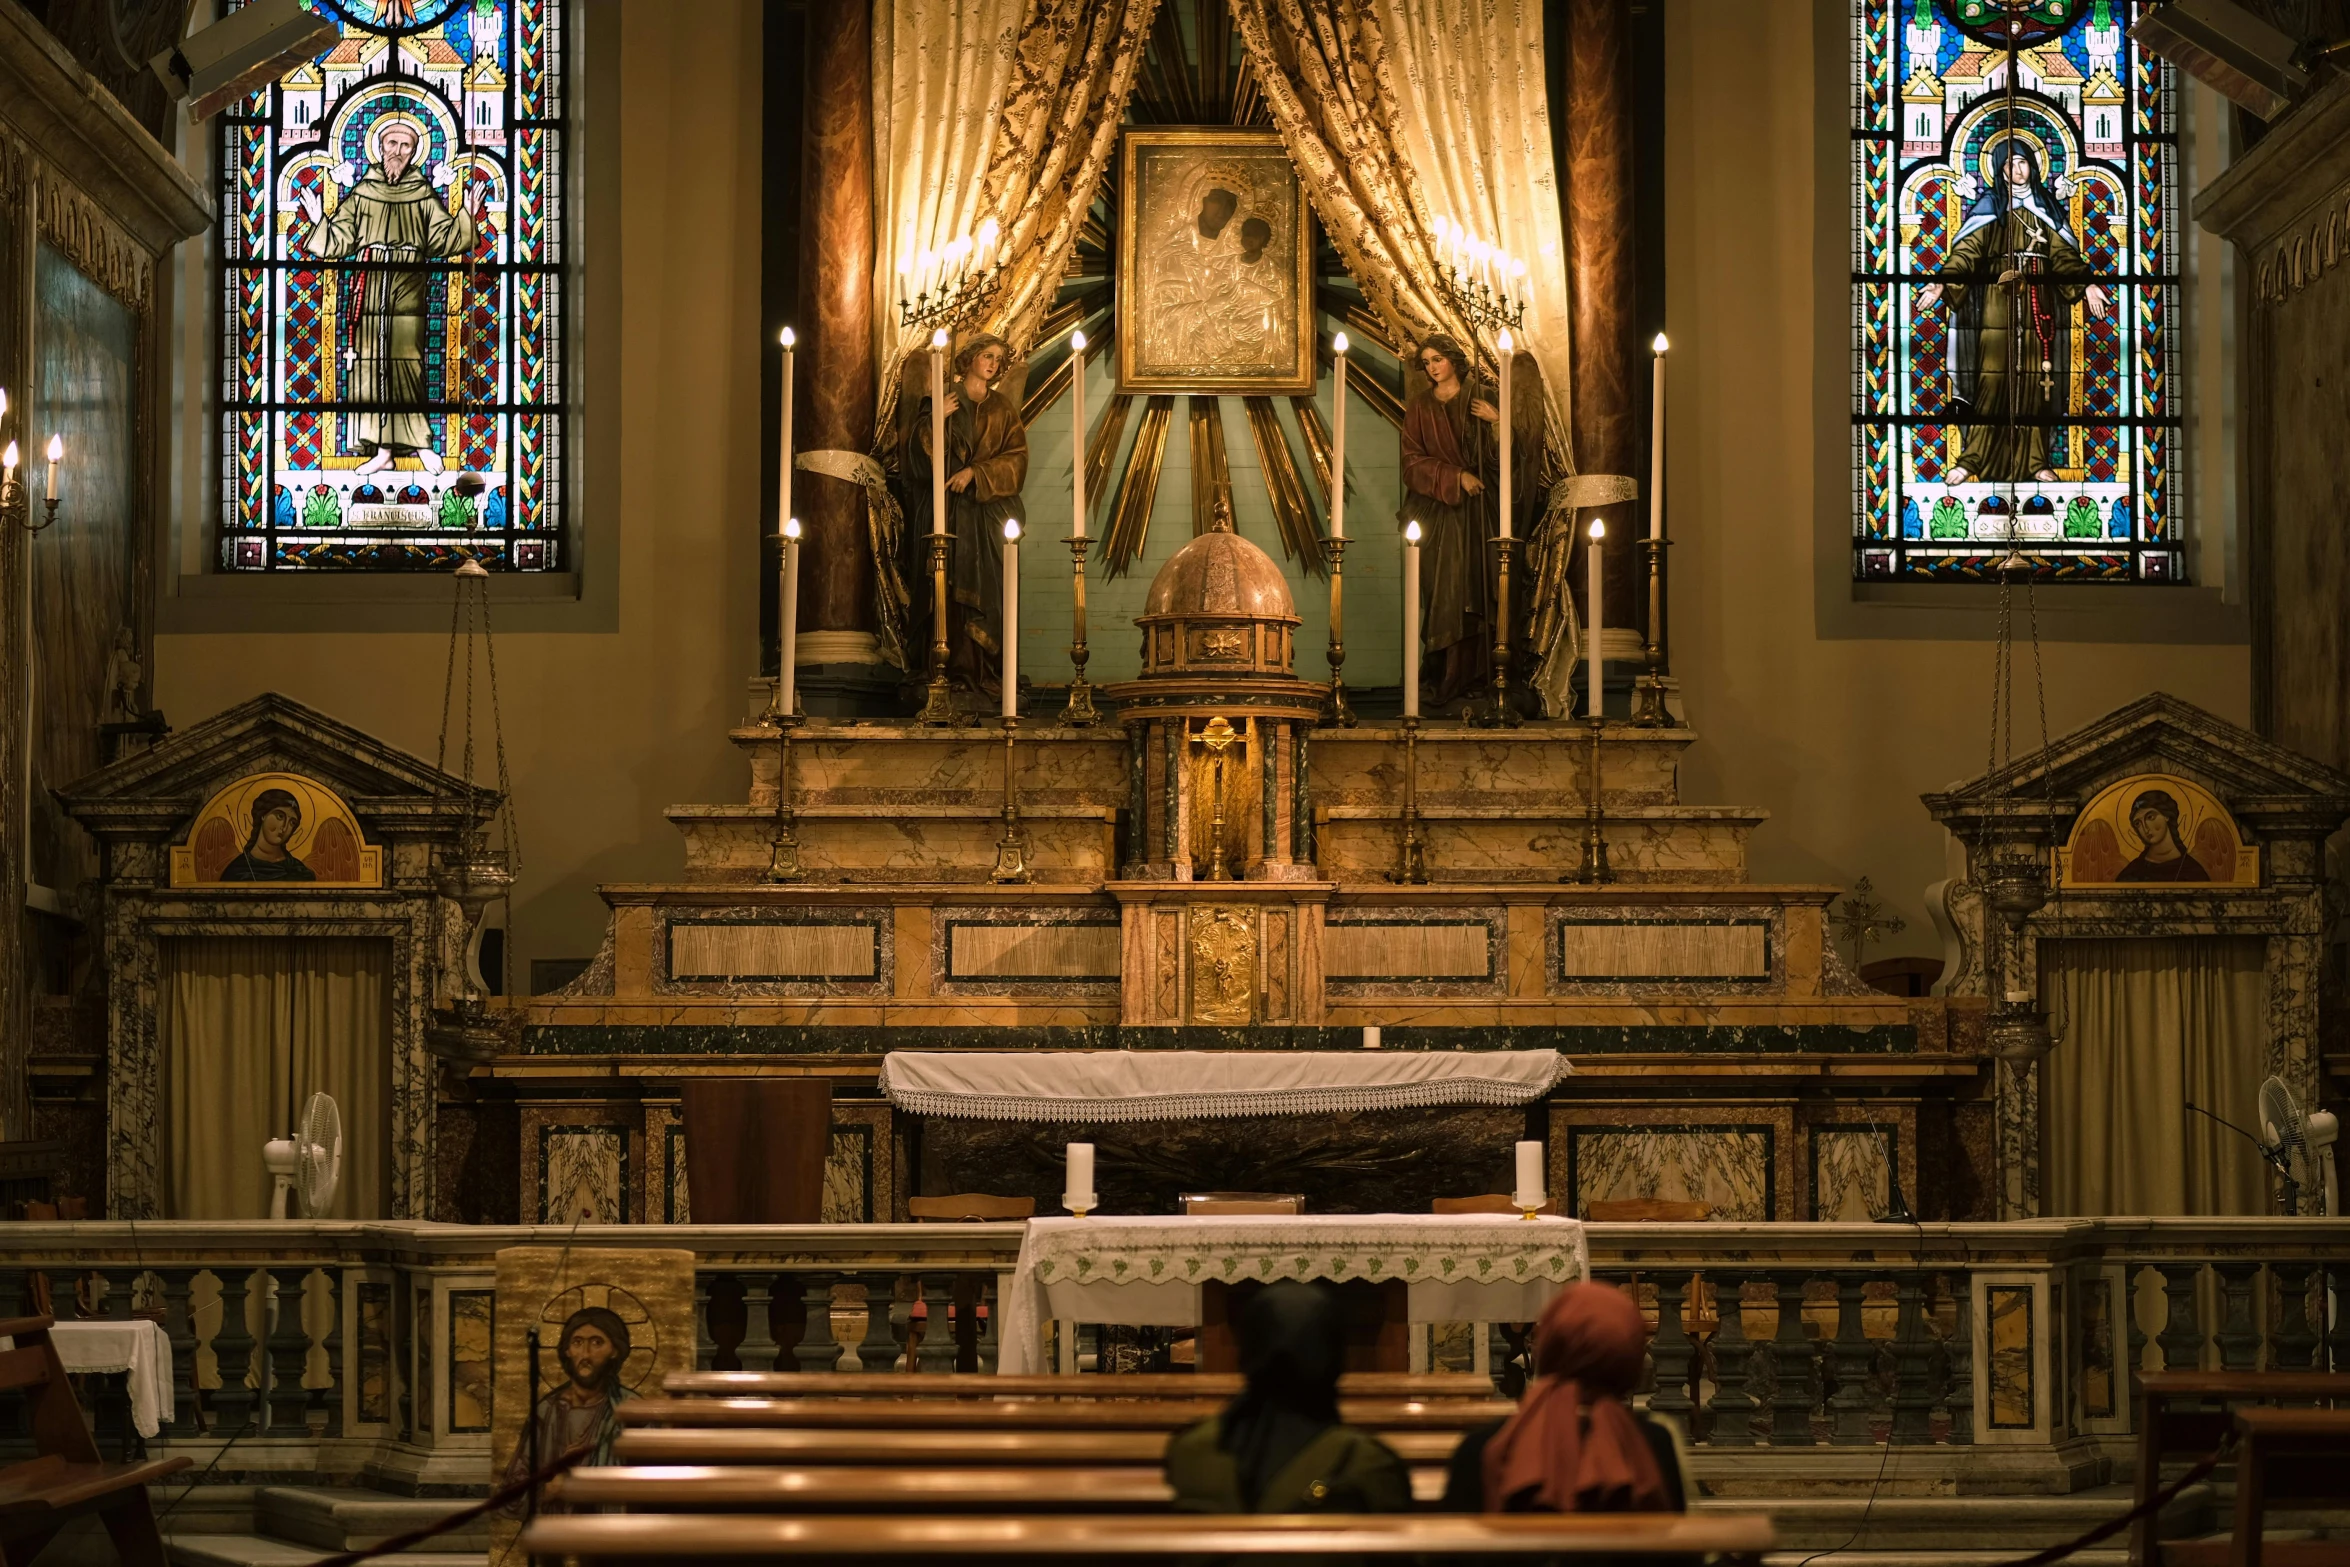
162 937 391 1221
2038 937 2268 1216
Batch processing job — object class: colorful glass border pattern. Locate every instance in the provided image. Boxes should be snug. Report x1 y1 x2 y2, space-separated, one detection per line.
1852 0 2181 583
218 0 565 571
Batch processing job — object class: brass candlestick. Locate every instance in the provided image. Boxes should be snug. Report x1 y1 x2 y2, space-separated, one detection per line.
1391 716 1429 884
766 713 807 883
1200 715 1238 882
990 715 1031 883
916 529 956 725
1485 535 1521 728
0 477 58 535
1630 535 1674 727
1320 535 1356 728
1061 533 1101 726
1575 713 1612 884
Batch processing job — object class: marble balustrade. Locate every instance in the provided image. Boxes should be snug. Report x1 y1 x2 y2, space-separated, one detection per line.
0 1219 2339 1491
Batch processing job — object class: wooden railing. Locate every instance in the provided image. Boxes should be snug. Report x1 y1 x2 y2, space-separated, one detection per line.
0 1219 2339 1488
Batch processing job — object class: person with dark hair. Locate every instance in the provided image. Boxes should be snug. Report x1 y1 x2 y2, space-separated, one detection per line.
1164 1281 1411 1513
1915 138 2111 484
1440 1282 1693 1513
1400 334 1502 711
219 789 316 882
502 1305 636 1500
2117 789 2209 882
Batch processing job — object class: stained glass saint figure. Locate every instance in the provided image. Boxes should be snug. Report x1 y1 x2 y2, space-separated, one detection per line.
1915 140 2111 484
298 115 484 477
901 333 1028 698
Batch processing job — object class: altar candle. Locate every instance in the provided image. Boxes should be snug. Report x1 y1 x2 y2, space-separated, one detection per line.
779 518 801 717
1402 521 1422 719
1586 519 1604 720
1001 518 1021 718
931 328 949 537
1513 1140 1545 1209
1064 1142 1096 1212
1650 334 1669 540
1 441 14 485
778 327 796 539
1070 330 1087 538
1330 333 1348 538
1362 1025 1381 1049
44 435 61 501
1495 328 1513 541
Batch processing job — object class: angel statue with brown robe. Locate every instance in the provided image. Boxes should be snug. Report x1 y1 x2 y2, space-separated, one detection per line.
899 333 1028 698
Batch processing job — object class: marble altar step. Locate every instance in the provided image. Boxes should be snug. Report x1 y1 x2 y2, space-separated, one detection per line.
166 1538 479 1567
1313 801 1765 884
162 1484 487 1567
1309 722 1700 810
667 801 1121 883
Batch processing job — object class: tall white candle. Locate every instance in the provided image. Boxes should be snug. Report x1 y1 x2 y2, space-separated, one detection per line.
930 328 949 537
1330 332 1348 538
1586 519 1605 719
1496 328 1513 541
1513 1140 1545 1209
44 435 61 502
1001 518 1021 718
1362 1025 1381 1049
779 517 801 717
778 327 795 538
1070 330 1087 539
1402 521 1422 719
1650 334 1668 540
1 442 15 486
1064 1141 1096 1212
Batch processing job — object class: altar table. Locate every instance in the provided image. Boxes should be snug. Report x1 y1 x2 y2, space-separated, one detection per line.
9 1319 175 1438
996 1214 1587 1374
879 1050 1568 1122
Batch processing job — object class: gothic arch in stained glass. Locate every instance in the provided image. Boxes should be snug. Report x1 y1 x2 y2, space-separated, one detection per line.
1852 0 2180 582
219 0 565 571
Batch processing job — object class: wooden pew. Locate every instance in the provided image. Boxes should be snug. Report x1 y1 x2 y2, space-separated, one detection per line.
0 1315 191 1567
520 1510 1774 1561
618 1396 1513 1431
663 1371 1498 1399
611 1427 1472 1466
2223 1408 2350 1567
2132 1372 2350 1567
559 1461 1463 1511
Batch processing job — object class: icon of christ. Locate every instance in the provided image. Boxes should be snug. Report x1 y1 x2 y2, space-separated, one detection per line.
299 114 484 477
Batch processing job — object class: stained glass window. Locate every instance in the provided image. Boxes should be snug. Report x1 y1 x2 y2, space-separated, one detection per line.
218 0 564 571
1852 0 2179 582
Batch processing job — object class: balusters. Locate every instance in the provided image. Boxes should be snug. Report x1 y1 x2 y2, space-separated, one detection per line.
1827 1273 1876 1445
2155 1264 2204 1373
1889 1272 1935 1445
1649 1274 1697 1431
2328 1265 2350 1374
974 1274 1000 1374
915 1277 958 1374
694 1275 717 1371
856 1274 900 1374
793 1273 840 1373
161 1267 203 1439
1767 1271 1817 1445
1943 1274 1974 1446
2269 1263 2318 1370
737 1274 780 1373
318 1270 343 1436
2123 1263 2149 1412
1705 1272 1759 1446
2212 1263 2262 1371
210 1267 258 1437
266 1268 312 1436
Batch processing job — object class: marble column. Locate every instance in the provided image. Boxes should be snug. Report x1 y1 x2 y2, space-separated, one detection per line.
1563 0 1643 638
794 0 877 655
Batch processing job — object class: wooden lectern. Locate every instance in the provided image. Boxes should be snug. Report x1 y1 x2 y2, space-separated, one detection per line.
679 1080 831 1223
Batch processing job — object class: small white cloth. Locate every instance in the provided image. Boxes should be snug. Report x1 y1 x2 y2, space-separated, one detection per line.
880 1050 1569 1122
37 1320 175 1439
996 1214 1588 1373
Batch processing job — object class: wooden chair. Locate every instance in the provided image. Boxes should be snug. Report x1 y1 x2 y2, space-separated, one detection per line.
1431 1195 1560 1215
2226 1407 2350 1567
906 1194 1035 1221
0 1315 190 1567
2131 1372 2350 1567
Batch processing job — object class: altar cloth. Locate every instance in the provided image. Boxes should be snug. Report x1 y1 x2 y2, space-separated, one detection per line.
7 1320 176 1438
995 1213 1588 1374
879 1049 1568 1123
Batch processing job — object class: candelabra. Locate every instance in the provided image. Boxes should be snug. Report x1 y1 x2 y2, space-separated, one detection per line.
1061 534 1100 726
1 432 62 535
915 528 957 725
1321 535 1356 728
1390 716 1429 885
1630 536 1674 727
766 713 806 883
897 221 1006 336
1484 535 1522 728
1431 218 1530 337
990 716 1031 884
1574 714 1613 885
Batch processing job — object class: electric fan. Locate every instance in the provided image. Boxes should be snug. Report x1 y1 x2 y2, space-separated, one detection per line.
296 1091 344 1219
2257 1075 2337 1217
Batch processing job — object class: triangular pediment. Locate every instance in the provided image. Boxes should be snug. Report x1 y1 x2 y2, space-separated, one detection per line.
58 691 496 844
1922 693 2350 831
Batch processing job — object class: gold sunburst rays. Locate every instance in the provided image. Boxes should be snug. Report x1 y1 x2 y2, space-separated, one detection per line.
1102 394 1175 578
1291 395 1334 501
1244 397 1325 578
1086 392 1134 513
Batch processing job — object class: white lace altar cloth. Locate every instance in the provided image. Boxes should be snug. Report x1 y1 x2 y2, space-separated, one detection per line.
995 1214 1588 1374
879 1050 1568 1123
16 1320 176 1438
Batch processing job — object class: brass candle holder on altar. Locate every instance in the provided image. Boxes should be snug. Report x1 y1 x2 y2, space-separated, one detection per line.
916 528 957 726
766 713 807 883
1391 716 1429 885
1486 534 1521 729
1062 533 1100 726
1630 536 1674 728
1321 535 1356 728
1574 713 1613 885
990 715 1030 883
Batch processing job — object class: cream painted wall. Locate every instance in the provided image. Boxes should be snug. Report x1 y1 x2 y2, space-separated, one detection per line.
1663 1 2249 959
151 1 767 978
144 0 2251 981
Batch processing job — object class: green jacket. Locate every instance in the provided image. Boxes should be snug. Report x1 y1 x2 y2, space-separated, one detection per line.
1164 1416 1414 1514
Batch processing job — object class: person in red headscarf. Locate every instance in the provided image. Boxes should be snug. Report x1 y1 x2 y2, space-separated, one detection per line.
1439 1281 1693 1513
